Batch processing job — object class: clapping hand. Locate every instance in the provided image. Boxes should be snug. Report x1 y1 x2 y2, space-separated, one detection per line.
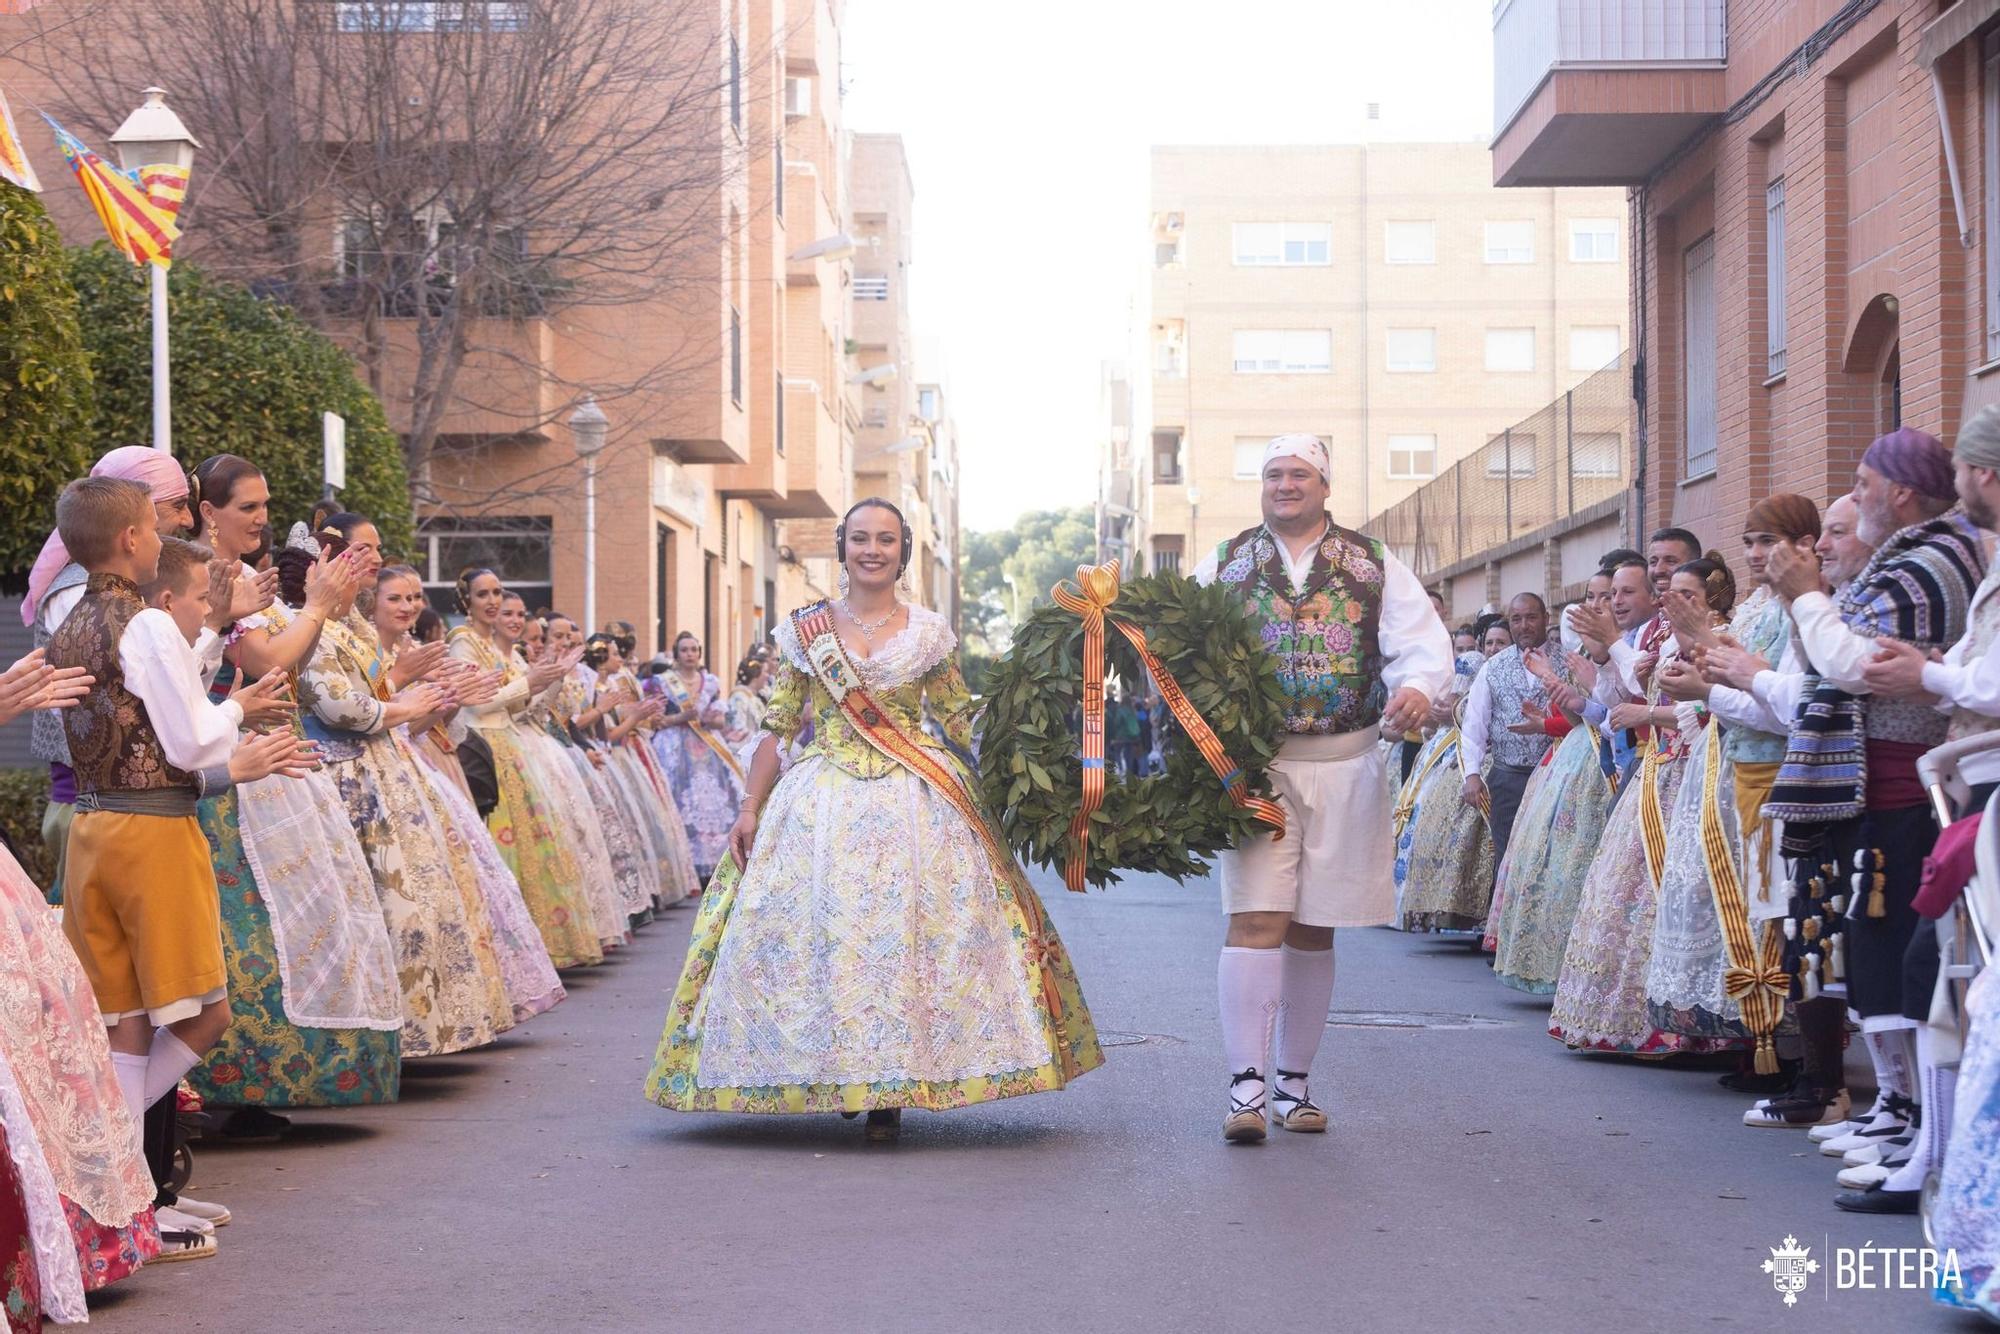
1657 657 1710 703
1563 650 1599 694
232 672 297 728
390 639 450 689
1507 699 1550 736
1767 541 1822 602
1607 701 1654 732
0 650 92 726
1702 643 1770 692
1566 600 1618 651
1861 639 1939 702
229 729 321 784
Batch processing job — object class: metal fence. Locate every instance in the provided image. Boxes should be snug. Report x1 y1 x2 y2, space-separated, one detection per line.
1366 354 1630 577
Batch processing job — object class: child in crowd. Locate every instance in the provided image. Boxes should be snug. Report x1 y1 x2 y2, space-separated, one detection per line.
46 490 305 1260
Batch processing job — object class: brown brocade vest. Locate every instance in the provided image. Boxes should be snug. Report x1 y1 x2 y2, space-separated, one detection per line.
45 573 196 796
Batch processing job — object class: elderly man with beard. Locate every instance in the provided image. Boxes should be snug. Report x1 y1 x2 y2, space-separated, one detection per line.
1742 430 1984 1211
1844 405 2000 1212
1193 434 1451 1143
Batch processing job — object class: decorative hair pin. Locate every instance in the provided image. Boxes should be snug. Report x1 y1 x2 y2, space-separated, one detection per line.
285 522 322 557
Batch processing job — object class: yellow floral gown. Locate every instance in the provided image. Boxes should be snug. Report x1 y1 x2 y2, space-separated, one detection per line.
303 614 515 1056
646 605 1102 1114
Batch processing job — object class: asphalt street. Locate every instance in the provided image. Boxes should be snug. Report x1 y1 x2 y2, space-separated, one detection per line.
81 869 1986 1333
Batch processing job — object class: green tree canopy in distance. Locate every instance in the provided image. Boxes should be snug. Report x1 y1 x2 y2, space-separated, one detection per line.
957 504 1097 691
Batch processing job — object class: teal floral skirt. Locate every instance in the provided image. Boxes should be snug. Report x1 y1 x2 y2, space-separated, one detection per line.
186 793 401 1108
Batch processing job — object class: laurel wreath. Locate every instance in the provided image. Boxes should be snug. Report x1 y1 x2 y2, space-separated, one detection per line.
976 572 1289 888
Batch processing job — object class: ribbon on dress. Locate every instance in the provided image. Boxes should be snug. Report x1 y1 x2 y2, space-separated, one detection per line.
1638 736 1669 887
791 603 1079 1069
661 666 748 783
1699 726 1789 1073
1050 559 1285 893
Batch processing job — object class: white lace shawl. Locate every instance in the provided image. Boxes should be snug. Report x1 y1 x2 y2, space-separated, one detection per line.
773 603 957 692
0 1049 87 1324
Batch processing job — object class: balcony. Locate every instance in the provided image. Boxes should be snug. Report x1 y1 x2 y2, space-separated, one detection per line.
763 381 844 518
1491 0 1727 188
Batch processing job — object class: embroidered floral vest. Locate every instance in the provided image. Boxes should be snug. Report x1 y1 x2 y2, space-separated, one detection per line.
1211 519 1386 736
46 573 196 795
1480 645 1556 770
1948 565 2000 746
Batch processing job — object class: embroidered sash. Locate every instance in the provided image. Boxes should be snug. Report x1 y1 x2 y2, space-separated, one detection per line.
1638 736 1668 887
1699 731 1788 1072
662 667 747 783
1393 728 1458 840
791 603 1078 1066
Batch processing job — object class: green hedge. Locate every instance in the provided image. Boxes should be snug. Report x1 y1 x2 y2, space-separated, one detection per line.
68 245 415 557
0 768 52 894
0 186 96 588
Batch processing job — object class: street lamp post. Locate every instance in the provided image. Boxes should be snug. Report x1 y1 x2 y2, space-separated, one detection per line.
569 396 610 631
110 88 199 456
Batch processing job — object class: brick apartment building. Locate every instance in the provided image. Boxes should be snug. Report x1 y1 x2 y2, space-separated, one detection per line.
0 0 961 676
1140 142 1627 573
1493 0 2000 554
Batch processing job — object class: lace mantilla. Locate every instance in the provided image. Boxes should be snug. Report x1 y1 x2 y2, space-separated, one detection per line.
775 603 957 691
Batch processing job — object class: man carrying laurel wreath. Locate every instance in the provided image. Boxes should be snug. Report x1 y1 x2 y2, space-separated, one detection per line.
1192 434 1453 1143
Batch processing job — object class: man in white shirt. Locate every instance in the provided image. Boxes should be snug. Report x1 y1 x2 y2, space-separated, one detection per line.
1456 593 1563 867
1192 435 1450 1142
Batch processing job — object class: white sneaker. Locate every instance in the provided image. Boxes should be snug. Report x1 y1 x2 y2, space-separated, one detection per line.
1836 1159 1896 1190
172 1195 231 1228
156 1205 214 1237
149 1222 217 1264
1809 1118 1857 1143
1819 1095 1912 1158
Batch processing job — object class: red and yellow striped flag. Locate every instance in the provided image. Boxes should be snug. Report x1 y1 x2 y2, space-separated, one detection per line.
44 116 185 267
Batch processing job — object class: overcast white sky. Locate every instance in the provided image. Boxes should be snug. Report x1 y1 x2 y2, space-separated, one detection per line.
841 0 1499 532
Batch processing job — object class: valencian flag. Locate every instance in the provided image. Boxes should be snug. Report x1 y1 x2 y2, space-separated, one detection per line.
0 89 39 192
43 115 186 267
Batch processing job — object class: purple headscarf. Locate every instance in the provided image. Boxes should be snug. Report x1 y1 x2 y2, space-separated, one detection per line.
21 446 189 626
1861 427 1956 503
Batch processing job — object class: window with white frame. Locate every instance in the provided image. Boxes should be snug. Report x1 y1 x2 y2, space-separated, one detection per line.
1568 325 1621 371
1569 218 1619 262
1232 439 1267 480
784 76 812 117
1484 220 1534 264
418 516 551 616
1484 433 1537 477
1485 327 1536 372
1232 222 1331 267
1988 31 2000 360
1387 434 1437 479
1766 177 1789 378
1233 329 1331 373
1386 328 1436 372
1684 233 1720 478
1384 220 1435 264
1570 432 1622 478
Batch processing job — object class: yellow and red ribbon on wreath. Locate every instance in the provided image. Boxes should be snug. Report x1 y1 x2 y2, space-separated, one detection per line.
1050 560 1285 893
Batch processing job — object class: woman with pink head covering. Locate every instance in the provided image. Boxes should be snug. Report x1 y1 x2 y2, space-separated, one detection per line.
22 447 199 907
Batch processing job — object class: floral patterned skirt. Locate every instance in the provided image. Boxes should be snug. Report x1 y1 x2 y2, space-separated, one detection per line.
1548 758 1723 1054
653 729 746 878
1398 747 1495 934
189 793 401 1107
0 1126 36 1334
646 757 1102 1113
1490 728 1617 994
1934 967 2000 1316
330 736 515 1058
479 726 604 968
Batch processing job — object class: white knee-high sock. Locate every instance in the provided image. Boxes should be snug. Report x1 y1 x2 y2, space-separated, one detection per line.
143 1027 202 1107
111 1052 148 1124
1218 946 1283 1104
1862 1025 1917 1105
1887 1027 1955 1193
1275 942 1337 1084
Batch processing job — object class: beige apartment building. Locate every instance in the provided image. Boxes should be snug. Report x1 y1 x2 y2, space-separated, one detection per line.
2 0 977 678
1141 143 1628 572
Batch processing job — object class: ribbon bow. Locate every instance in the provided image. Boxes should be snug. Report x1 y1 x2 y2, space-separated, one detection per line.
1050 560 1284 892
1722 963 1793 1003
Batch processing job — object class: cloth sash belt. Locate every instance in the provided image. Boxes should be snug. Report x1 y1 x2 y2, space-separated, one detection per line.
661 667 748 782
76 787 199 817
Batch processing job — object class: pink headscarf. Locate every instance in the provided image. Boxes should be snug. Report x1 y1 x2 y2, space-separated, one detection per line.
21 446 190 626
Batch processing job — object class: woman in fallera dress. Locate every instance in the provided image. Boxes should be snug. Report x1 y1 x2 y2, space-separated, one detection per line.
648 630 747 883
645 498 1102 1141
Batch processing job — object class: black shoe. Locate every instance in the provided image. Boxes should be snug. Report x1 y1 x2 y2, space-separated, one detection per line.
1833 1182 1921 1215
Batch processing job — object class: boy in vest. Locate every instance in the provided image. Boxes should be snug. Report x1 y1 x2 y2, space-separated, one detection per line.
1193 435 1451 1143
46 482 300 1258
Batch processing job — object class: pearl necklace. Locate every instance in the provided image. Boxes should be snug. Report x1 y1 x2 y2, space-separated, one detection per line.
840 597 901 642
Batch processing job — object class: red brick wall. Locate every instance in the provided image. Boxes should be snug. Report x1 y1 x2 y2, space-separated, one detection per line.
1638 0 1990 567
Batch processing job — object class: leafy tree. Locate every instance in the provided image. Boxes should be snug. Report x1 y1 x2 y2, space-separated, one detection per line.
957 506 1097 690
69 246 414 556
0 185 95 587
